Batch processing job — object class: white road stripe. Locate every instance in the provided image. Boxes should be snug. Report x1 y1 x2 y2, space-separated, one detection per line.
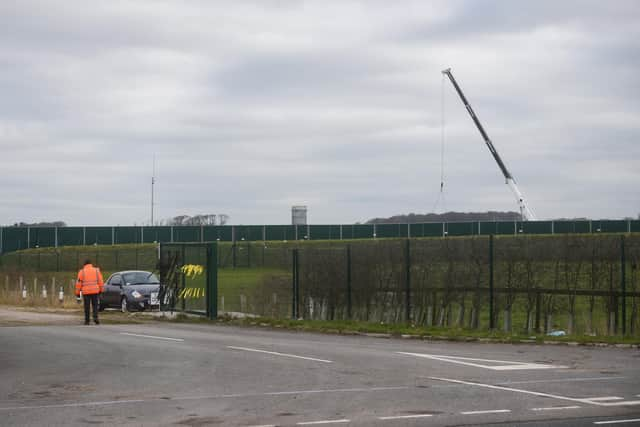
429 377 611 407
228 346 332 363
587 397 624 402
264 386 407 396
378 414 433 420
461 409 511 415
498 377 625 385
594 419 640 425
531 406 582 411
0 399 145 411
593 401 640 407
398 352 565 370
120 332 184 342
0 386 408 412
297 420 350 425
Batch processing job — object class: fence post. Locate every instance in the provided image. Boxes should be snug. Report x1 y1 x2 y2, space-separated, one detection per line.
232 244 237 269
535 290 541 333
621 235 626 335
489 234 495 330
292 249 299 319
206 242 218 320
405 239 411 323
346 245 352 319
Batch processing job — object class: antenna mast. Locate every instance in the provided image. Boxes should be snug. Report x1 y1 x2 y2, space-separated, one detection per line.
151 154 155 226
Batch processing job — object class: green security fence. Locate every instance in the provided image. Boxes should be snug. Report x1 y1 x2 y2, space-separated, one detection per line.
1 220 639 254
2 235 640 337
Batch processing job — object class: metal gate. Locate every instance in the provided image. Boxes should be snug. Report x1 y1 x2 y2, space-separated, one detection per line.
158 243 217 320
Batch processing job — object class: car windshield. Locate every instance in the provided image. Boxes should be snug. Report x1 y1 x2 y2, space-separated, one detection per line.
123 272 159 285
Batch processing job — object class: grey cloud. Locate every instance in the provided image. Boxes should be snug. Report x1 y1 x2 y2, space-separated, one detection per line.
0 0 638 226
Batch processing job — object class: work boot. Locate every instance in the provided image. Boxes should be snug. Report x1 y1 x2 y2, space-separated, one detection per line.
94 319 100 325
84 321 90 325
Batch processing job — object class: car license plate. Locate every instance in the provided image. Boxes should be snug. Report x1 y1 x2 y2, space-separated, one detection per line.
150 292 159 305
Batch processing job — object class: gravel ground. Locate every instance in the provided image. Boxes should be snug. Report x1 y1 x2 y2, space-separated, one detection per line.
0 305 84 326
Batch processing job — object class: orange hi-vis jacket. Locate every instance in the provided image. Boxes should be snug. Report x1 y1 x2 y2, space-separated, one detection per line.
75 264 104 296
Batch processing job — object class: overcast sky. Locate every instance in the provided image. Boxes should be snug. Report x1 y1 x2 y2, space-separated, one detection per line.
1 0 638 226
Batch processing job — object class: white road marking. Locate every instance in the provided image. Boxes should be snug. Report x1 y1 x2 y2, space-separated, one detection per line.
531 406 582 411
593 400 640 407
0 386 409 412
297 420 350 425
398 352 566 370
594 419 640 425
0 399 145 411
461 409 511 415
263 386 407 396
587 397 624 402
120 332 184 342
378 414 433 420
498 377 625 385
228 346 332 363
429 377 639 407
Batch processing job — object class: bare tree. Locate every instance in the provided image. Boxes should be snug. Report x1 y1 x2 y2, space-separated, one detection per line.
165 214 229 226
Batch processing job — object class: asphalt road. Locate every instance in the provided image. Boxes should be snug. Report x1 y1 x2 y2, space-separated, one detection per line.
1 314 639 426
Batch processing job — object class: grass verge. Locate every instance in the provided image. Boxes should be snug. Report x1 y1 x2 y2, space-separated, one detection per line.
154 313 640 347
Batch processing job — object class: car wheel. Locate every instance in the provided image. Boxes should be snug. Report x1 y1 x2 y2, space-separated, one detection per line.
121 297 129 313
98 299 106 311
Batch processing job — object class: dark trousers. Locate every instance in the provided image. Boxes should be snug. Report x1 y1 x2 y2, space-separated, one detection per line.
83 294 99 323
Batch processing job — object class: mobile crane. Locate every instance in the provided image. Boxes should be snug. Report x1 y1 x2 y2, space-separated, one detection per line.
442 68 536 221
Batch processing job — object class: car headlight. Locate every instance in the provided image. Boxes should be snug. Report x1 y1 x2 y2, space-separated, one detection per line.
131 290 143 299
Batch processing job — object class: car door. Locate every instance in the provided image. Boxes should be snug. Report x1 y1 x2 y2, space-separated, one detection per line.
104 274 123 306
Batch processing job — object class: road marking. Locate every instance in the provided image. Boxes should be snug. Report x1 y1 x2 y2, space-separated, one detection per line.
398 352 566 370
0 386 408 412
461 409 511 415
120 332 184 342
593 400 640 407
587 397 624 402
0 399 145 411
378 414 433 420
498 377 625 385
594 419 640 425
297 420 350 425
228 346 332 363
429 377 607 406
264 386 407 396
531 406 582 411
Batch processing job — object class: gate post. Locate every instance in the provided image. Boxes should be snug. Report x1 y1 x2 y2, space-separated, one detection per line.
206 242 218 320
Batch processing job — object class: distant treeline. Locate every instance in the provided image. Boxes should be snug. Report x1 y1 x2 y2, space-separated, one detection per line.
367 211 522 224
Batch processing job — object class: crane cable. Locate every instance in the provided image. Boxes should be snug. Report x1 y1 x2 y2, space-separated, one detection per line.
431 72 446 213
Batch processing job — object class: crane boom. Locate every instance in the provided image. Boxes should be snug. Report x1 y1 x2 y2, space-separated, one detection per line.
441 68 536 221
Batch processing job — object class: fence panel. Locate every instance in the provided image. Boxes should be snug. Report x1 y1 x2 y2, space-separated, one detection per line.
217 245 291 318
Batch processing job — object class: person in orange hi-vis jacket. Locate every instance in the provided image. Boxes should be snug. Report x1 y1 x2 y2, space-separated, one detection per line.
75 259 104 325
